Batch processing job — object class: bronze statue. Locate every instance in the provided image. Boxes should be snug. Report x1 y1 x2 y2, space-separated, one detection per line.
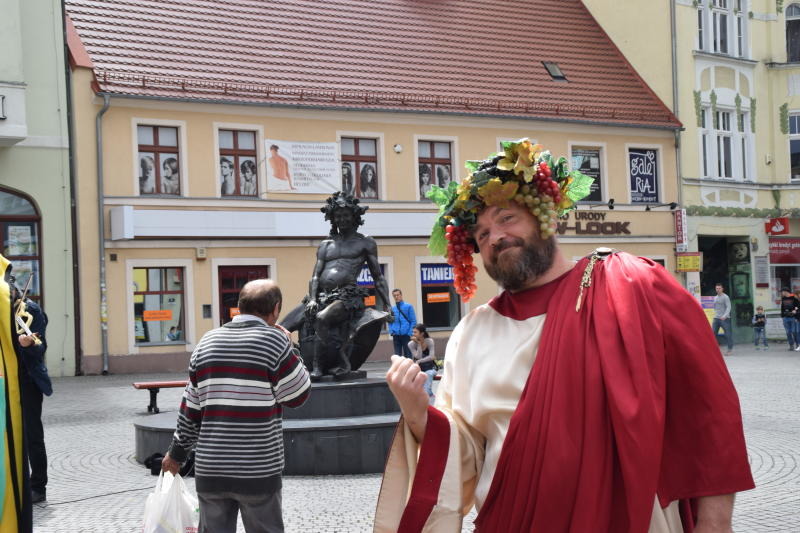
282 192 393 380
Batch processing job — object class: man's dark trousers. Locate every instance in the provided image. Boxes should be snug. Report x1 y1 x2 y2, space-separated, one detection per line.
393 335 412 358
22 379 47 496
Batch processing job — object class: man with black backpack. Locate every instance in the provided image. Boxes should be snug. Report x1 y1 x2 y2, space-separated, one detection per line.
389 289 416 358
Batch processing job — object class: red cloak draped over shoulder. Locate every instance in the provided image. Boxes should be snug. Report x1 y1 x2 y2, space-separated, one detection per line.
469 252 754 532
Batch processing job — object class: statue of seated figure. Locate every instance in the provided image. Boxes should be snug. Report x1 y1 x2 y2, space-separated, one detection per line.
281 192 393 380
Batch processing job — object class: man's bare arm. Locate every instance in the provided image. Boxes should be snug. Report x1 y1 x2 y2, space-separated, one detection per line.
694 493 735 533
385 355 429 442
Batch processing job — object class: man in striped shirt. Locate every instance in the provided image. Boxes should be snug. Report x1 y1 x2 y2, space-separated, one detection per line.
163 279 311 532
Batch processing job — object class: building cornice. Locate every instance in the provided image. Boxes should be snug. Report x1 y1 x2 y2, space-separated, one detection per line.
692 50 759 68
683 177 800 190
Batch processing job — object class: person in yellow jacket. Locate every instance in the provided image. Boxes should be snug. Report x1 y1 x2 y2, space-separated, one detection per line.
0 254 33 531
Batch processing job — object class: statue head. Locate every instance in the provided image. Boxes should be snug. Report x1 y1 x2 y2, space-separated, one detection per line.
322 191 368 236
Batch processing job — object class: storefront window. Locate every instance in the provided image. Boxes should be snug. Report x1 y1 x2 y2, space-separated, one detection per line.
133 267 185 344
420 263 461 328
571 147 603 202
0 188 42 304
768 237 800 303
357 263 386 309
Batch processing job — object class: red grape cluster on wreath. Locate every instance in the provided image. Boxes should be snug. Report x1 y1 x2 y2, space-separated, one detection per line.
426 138 595 302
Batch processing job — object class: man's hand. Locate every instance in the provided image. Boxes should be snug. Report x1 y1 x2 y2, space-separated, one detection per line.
386 355 429 442
161 452 180 475
18 333 39 348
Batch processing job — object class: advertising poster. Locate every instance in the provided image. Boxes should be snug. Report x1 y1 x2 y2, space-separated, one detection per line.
628 148 659 203
571 148 602 202
7 225 34 256
266 139 340 193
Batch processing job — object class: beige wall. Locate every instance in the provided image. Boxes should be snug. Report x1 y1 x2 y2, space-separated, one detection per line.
71 68 681 372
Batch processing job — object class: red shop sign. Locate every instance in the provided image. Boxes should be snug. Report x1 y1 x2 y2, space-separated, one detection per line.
765 217 789 235
769 238 800 264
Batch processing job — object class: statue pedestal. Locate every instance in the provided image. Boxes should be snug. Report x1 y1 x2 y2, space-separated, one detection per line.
134 377 400 475
311 370 367 383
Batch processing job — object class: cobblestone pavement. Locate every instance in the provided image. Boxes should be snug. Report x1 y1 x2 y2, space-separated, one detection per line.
30 348 799 532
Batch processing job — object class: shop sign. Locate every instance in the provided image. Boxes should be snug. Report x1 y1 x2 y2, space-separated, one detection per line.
674 208 688 253
765 217 789 235
556 211 631 235
700 296 715 325
420 263 454 285
356 264 385 286
628 148 659 203
229 307 240 318
363 295 376 306
769 238 800 264
143 309 172 321
676 252 702 272
426 292 451 303
754 256 770 288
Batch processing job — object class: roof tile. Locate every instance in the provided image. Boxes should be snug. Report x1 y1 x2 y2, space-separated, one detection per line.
65 0 681 128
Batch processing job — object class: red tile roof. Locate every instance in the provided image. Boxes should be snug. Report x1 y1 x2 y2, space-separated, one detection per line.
65 0 680 129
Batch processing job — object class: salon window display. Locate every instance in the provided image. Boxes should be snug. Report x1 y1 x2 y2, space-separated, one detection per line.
341 137 380 199
219 129 259 196
418 140 454 198
137 125 181 195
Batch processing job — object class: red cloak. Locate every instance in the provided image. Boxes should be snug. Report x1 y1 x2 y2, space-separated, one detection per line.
397 252 754 532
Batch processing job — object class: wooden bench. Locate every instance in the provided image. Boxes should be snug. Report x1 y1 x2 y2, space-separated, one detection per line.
132 380 188 414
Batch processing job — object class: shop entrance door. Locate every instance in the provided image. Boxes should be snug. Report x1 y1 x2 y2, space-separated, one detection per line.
218 265 269 325
699 236 753 345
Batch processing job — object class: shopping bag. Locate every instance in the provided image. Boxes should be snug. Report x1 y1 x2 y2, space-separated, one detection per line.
142 471 199 533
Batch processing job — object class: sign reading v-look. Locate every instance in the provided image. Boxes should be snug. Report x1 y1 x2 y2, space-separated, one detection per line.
628 149 659 203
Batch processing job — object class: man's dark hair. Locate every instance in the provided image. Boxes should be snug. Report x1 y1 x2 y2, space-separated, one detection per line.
238 280 282 317
270 144 279 151
392 289 402 294
715 283 724 288
321 191 368 235
782 287 791 293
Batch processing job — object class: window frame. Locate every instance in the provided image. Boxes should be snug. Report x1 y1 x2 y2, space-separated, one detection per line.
414 255 468 331
131 118 188 197
700 105 753 181
218 129 260 198
568 141 608 204
213 122 266 199
788 111 800 182
413 134 460 201
787 3 800 62
125 258 195 353
0 187 43 306
698 1 748 57
337 131 385 200
416 139 456 201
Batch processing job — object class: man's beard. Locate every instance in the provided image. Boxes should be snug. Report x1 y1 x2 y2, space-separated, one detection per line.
483 235 556 291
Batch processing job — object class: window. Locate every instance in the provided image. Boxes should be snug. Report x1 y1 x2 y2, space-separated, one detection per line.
418 141 453 199
219 129 258 197
716 111 733 178
787 4 800 62
698 8 705 51
542 62 567 81
789 113 800 180
699 0 747 56
133 267 185 344
628 148 660 203
357 263 387 309
700 106 752 180
341 137 379 199
0 188 42 304
420 263 461 328
137 125 180 195
571 147 603 202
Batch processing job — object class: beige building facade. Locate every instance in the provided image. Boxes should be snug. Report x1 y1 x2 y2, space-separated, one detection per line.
67 68 681 372
586 0 800 344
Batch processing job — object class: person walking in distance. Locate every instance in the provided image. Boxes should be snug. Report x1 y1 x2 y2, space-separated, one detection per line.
779 287 800 350
162 279 311 533
374 140 753 532
712 282 734 356
389 289 416 358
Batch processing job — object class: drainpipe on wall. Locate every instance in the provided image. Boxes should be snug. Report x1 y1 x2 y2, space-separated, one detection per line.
61 0 83 375
96 94 110 375
670 0 683 208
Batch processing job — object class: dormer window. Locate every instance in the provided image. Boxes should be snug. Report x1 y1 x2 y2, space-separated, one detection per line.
542 62 567 81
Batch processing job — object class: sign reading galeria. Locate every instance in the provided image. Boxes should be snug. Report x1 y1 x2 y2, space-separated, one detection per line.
628 148 659 203
769 238 800 264
265 139 340 193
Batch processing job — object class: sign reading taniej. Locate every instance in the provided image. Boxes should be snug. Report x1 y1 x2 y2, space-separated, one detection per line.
265 139 340 193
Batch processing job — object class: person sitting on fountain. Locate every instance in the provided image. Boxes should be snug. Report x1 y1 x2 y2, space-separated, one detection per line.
305 192 393 378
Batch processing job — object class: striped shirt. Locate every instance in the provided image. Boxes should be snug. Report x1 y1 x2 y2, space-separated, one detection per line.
168 319 311 494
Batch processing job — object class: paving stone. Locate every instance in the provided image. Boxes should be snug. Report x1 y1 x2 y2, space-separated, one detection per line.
29 350 799 531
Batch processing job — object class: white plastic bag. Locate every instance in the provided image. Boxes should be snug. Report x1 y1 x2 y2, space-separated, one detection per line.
142 471 199 533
